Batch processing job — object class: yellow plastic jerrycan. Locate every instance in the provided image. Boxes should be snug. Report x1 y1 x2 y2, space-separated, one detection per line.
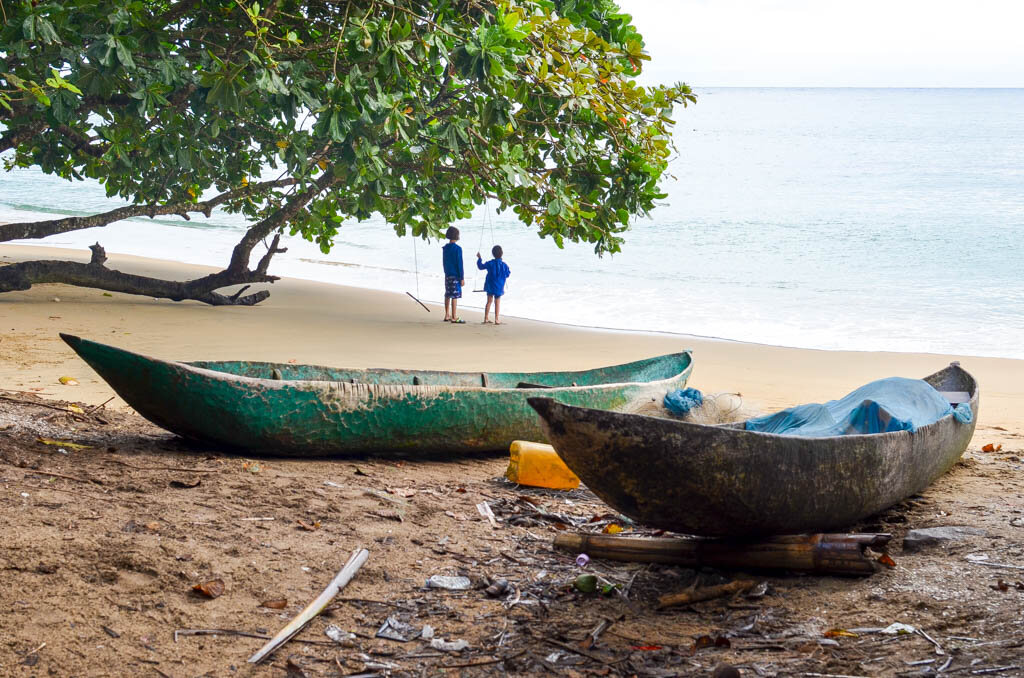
505 440 580 490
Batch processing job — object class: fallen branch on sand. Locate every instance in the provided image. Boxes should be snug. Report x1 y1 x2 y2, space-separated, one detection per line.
248 547 369 664
657 580 756 609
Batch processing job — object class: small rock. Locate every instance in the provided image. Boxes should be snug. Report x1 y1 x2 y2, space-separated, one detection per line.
485 579 509 597
712 664 741 678
52 297 60 302
903 526 985 552
1010 517 1024 528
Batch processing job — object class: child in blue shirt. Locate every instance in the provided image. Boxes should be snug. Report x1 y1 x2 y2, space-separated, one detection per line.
476 245 511 325
442 226 465 323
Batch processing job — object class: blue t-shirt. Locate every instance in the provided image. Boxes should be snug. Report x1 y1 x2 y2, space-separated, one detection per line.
442 242 463 279
476 257 511 296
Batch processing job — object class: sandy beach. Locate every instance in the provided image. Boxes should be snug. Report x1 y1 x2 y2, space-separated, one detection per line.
3 243 1024 433
3 243 1024 676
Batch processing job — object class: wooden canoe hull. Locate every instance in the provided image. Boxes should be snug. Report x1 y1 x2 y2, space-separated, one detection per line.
529 364 978 536
60 334 692 456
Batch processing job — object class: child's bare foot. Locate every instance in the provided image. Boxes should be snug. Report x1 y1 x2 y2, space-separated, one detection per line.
494 320 502 325
482 319 492 324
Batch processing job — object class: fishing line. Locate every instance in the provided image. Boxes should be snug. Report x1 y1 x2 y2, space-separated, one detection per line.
472 203 496 293
406 235 430 312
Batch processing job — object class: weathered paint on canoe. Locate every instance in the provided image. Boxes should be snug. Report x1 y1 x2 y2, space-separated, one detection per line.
529 363 978 536
60 334 692 455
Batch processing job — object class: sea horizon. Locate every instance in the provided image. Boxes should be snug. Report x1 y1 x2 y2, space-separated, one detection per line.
3 87 1023 360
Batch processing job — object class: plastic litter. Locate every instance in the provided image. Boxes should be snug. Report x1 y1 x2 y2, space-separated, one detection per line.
325 625 357 647
504 440 580 490
430 638 469 652
881 622 917 635
575 553 590 567
425 575 472 590
376 616 421 642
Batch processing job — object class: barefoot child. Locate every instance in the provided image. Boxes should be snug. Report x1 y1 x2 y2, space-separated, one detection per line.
476 245 511 325
442 226 465 323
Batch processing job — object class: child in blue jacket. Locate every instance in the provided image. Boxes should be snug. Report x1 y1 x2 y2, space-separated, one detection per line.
476 245 511 325
442 226 465 323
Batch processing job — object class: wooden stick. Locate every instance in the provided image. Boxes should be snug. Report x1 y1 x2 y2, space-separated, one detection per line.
554 532 891 576
85 396 115 416
248 547 369 664
658 580 756 608
110 460 216 473
23 469 102 485
405 292 430 312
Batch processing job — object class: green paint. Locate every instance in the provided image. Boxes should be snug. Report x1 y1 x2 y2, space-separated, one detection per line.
60 334 692 456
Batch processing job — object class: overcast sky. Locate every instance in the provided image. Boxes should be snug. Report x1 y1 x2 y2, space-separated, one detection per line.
618 0 1024 87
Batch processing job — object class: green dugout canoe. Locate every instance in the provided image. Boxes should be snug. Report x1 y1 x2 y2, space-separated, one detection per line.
60 334 692 456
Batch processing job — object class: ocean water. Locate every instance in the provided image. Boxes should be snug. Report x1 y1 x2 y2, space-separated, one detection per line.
2 88 1023 359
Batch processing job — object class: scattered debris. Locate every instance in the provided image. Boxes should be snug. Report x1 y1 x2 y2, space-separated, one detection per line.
881 622 916 635
376 616 421 642
169 478 201 489
324 625 357 646
192 579 225 599
430 638 470 652
248 548 369 664
658 580 756 609
902 525 986 551
476 501 499 528
425 575 471 591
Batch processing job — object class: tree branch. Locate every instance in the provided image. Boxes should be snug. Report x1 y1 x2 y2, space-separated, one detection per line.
0 178 298 242
0 242 278 306
0 120 48 154
227 170 338 273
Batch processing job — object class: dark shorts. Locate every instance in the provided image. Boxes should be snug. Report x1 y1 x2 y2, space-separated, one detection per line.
444 276 462 299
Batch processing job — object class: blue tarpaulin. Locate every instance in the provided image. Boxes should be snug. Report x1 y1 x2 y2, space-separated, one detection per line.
744 377 969 437
664 387 704 415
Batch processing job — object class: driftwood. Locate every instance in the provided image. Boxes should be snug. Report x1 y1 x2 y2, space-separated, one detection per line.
248 547 369 664
657 580 756 609
554 532 892 576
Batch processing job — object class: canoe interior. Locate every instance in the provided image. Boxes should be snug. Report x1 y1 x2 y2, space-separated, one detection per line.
187 351 692 388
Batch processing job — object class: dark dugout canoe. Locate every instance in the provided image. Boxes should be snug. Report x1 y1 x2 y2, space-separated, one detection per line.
529 363 978 536
60 334 692 456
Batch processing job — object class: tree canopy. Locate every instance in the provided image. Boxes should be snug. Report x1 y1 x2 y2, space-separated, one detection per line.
0 0 693 304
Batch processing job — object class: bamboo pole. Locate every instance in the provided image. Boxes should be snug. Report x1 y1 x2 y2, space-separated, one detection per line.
248 548 369 664
553 533 890 576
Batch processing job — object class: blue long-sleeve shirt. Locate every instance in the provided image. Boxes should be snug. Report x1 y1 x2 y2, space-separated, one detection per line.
476 257 511 296
442 242 463 280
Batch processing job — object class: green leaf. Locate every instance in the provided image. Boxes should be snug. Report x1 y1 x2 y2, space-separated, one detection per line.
114 39 135 69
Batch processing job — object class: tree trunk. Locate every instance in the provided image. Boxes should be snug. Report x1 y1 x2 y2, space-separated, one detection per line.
0 239 287 306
